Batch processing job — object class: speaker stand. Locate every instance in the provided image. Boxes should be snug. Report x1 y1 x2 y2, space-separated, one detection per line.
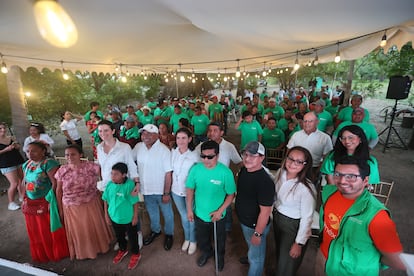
378 99 408 153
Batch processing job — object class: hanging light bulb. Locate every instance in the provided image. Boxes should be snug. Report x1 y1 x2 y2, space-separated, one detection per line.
180 75 185 82
314 50 319 66
308 60 312 67
380 32 387 48
192 78 196 83
1 54 8 74
224 76 228 82
60 61 69 80
165 78 169 83
144 75 148 80
235 59 241 78
334 42 341 63
121 75 127 83
33 0 78 48
115 64 120 72
293 51 300 71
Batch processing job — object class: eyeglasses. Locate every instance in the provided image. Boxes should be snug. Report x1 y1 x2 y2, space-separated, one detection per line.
339 135 357 142
333 172 362 182
200 154 216 160
286 156 307 166
242 152 260 158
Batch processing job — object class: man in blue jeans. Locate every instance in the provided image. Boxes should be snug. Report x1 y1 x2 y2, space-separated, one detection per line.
235 141 275 276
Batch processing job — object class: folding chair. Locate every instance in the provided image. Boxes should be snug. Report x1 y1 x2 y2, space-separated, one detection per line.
265 147 286 170
369 181 394 206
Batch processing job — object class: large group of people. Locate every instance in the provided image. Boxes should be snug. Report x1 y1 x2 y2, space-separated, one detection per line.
0 84 408 275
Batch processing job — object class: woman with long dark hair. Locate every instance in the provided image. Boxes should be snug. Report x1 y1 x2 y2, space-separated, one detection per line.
171 127 198 255
273 146 316 276
321 124 380 185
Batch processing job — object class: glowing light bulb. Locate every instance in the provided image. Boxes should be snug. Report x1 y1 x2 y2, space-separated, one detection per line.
1 62 8 74
33 0 78 48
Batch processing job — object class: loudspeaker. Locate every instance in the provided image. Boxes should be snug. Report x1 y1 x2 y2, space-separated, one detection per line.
386 76 412 100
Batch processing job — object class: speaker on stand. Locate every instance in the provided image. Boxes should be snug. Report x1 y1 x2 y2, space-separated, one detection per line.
379 76 412 153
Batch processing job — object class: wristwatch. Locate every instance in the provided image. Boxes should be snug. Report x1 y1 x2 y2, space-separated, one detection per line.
253 231 262 237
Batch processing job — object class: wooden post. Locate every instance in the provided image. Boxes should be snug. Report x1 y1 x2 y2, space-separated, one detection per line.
343 60 355 106
6 66 29 144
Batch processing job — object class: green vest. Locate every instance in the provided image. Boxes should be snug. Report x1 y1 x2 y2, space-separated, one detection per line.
320 185 388 276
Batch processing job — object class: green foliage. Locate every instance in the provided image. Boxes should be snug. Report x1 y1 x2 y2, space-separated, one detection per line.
352 80 384 98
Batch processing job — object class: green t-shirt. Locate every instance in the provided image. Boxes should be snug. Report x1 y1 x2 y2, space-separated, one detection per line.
102 179 139 224
156 107 173 126
317 110 333 132
333 121 378 142
320 151 380 184
191 114 210 135
186 162 236 222
338 106 370 122
277 118 288 131
208 103 223 120
120 126 140 140
84 110 104 122
263 106 285 120
237 120 263 149
135 110 143 119
139 114 154 125
170 113 190 133
262 127 285 149
186 109 195 119
325 105 339 117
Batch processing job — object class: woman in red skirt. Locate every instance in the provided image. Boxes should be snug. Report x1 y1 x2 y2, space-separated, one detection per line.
22 141 69 263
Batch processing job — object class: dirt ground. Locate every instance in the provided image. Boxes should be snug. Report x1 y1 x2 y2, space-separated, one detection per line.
0 98 413 276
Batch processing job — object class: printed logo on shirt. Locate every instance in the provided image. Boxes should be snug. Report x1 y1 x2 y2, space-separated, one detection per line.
210 179 222 185
116 192 125 197
348 217 363 225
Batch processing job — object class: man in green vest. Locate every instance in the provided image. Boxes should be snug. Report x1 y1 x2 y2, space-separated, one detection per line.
316 155 405 276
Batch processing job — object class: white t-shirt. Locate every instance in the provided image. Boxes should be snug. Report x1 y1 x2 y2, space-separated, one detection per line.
60 119 81 140
133 140 172 195
287 129 333 167
23 133 55 157
97 139 138 191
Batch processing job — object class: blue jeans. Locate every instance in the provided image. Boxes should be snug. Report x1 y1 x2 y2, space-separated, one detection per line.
172 193 196 242
144 195 174 235
241 223 271 276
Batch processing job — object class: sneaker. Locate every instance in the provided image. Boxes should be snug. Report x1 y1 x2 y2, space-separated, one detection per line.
127 253 142 270
138 231 143 250
181 240 190 251
8 202 20 211
188 242 197 255
113 242 119 251
113 250 128 264
18 197 24 203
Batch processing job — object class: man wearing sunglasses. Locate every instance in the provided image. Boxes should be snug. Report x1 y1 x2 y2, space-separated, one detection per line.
316 155 405 276
186 140 236 271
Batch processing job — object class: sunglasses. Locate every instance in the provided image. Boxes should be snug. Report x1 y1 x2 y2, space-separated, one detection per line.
200 154 216 160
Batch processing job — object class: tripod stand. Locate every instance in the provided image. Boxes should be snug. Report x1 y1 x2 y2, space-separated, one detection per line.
378 99 408 153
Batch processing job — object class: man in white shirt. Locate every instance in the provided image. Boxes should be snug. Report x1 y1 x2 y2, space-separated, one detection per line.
132 124 174 251
287 112 333 181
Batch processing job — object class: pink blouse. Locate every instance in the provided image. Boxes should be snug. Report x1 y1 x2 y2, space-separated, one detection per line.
55 162 100 206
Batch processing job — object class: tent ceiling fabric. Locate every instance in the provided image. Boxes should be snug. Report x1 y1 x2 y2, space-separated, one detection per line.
0 0 413 74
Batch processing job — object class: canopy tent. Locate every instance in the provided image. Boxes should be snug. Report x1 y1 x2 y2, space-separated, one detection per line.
0 0 414 74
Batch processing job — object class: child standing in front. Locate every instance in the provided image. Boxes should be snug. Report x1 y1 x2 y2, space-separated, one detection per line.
102 162 141 270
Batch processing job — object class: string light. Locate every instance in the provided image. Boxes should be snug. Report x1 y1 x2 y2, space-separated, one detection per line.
60 60 69 80
262 62 267 77
380 31 387 47
235 59 241 78
293 51 300 71
334 42 341 63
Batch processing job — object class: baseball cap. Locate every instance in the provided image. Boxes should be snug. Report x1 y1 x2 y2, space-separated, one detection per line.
126 104 134 108
242 141 265 156
314 99 326 107
139 124 159 133
125 116 135 123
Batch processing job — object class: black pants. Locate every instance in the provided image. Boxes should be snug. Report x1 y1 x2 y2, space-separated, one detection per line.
111 220 139 254
66 138 83 149
273 211 307 276
195 216 226 260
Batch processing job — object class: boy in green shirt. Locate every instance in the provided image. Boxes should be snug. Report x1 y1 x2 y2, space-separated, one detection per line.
102 162 141 270
235 111 263 149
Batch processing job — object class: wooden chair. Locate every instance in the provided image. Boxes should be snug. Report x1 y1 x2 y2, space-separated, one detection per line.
369 181 394 206
265 147 286 170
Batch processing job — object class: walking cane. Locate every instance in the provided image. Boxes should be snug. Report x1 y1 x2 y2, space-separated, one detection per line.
213 220 219 276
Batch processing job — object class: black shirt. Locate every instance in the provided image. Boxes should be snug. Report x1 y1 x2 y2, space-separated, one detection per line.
235 167 275 228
